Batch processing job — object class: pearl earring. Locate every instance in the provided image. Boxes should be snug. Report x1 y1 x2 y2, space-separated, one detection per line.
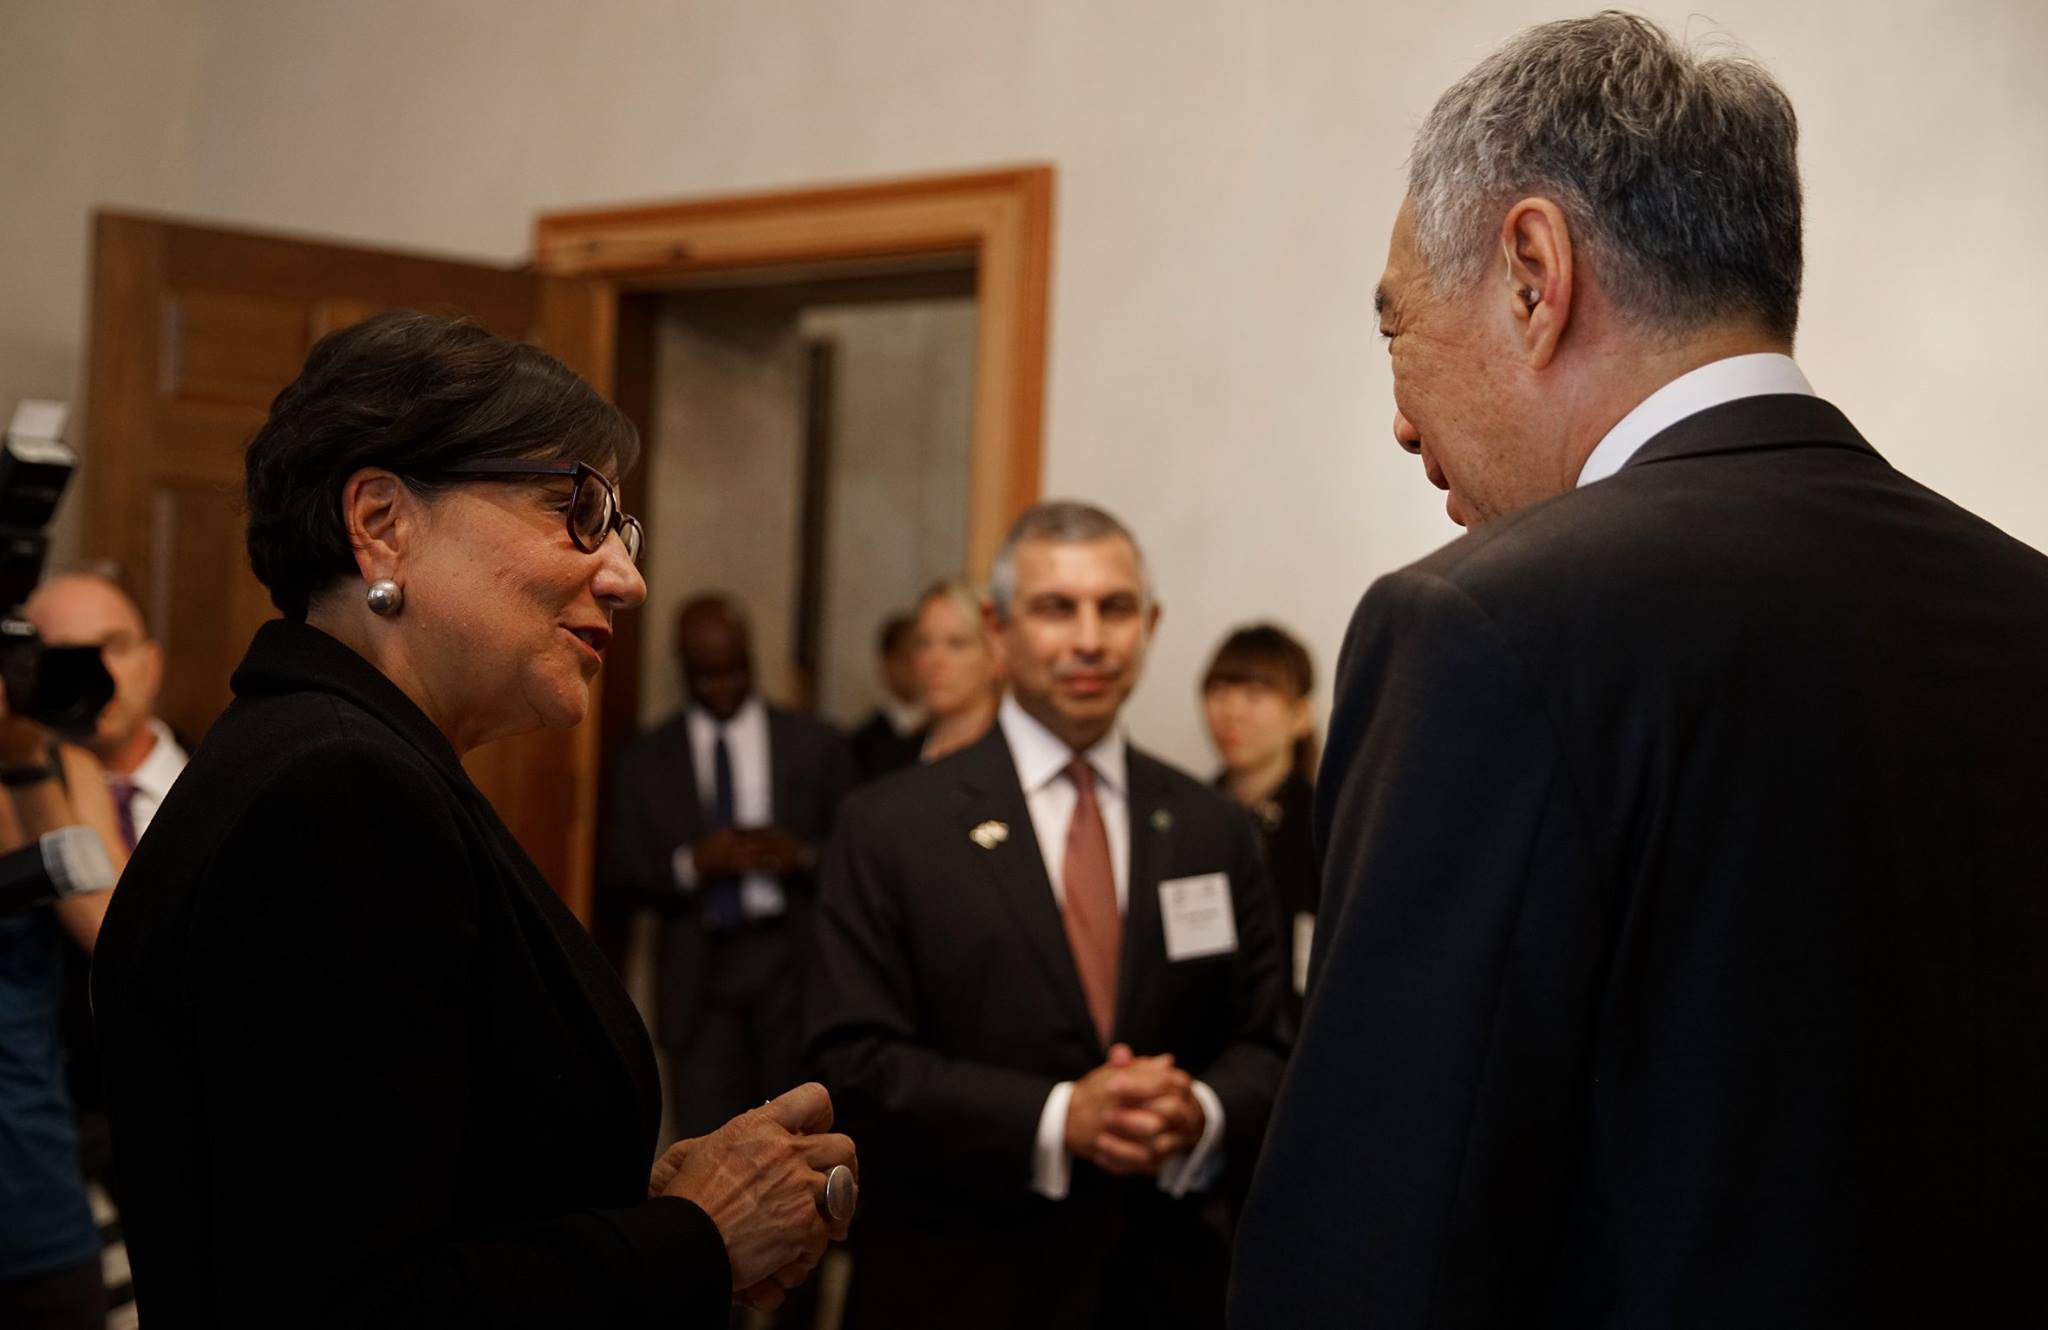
366 579 404 617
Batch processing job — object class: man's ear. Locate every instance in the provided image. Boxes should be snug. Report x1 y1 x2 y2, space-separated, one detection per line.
1499 198 1575 370
338 468 414 582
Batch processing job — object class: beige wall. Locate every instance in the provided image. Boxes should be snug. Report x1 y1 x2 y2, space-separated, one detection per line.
803 299 976 729
6 0 2046 770
639 295 806 726
637 295 974 728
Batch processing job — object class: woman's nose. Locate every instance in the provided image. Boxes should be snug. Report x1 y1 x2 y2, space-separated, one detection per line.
594 536 647 609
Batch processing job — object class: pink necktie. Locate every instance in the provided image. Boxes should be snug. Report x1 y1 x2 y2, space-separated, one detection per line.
108 777 138 853
1060 758 1120 1045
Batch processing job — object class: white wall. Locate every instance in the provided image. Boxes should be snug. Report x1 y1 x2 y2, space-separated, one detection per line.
6 0 2046 771
640 294 806 726
804 299 976 729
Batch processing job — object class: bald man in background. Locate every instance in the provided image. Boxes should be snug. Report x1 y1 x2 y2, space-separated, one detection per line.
601 594 855 1138
25 570 186 851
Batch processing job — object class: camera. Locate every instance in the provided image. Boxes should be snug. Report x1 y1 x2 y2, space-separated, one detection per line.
0 402 113 736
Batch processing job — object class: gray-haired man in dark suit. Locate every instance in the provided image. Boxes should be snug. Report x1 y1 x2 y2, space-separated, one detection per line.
807 502 1289 1329
1231 14 2048 1328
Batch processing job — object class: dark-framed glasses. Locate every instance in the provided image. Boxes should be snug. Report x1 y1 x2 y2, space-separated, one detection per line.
435 459 643 563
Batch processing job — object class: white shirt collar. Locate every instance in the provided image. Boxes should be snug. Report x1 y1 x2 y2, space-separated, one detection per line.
126 718 186 800
688 693 768 740
997 693 1126 799
880 696 927 736
1577 353 1814 488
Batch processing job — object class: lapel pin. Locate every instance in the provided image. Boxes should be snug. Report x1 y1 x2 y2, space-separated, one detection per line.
970 820 1010 849
1151 808 1173 832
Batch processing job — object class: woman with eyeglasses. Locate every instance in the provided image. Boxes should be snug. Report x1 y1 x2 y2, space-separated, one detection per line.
90 313 855 1329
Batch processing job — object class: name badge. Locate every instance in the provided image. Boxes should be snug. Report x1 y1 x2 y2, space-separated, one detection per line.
1292 911 1315 996
1159 872 1237 962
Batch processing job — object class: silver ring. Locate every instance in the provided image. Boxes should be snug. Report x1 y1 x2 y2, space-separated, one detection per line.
820 1163 856 1223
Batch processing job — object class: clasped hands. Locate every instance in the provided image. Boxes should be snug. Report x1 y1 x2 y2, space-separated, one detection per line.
1064 1042 1205 1177
648 1082 857 1313
692 826 811 880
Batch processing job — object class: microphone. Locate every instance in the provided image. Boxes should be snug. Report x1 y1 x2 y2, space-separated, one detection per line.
0 826 115 916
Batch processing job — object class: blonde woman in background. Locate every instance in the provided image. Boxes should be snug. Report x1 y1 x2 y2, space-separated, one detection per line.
911 579 1001 762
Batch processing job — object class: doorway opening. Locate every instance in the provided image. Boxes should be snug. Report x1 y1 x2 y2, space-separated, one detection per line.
623 257 979 733
537 167 1054 909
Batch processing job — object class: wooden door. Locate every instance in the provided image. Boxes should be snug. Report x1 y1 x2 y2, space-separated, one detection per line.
81 212 617 920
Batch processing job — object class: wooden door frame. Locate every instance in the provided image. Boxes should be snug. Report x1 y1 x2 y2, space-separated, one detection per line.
532 164 1053 579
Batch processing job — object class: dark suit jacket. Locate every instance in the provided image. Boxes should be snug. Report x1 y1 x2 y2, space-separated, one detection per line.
848 708 924 782
599 703 853 1048
90 621 730 1330
806 725 1291 1329
1216 769 1319 1029
1230 396 2048 1328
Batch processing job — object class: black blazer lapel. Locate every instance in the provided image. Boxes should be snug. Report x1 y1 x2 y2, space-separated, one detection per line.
1116 750 1173 1037
952 729 1101 1046
483 801 663 1143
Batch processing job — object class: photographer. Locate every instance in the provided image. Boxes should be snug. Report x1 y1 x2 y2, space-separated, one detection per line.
0 702 126 1330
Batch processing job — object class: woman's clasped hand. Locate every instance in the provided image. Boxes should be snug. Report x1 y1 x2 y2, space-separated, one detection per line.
649 1082 858 1313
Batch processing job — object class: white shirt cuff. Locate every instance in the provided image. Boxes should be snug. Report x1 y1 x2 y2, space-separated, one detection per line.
671 845 699 893
1031 1081 1075 1199
1156 1079 1226 1198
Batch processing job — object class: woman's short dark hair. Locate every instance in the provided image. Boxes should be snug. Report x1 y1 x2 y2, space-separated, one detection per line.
244 311 639 620
1203 622 1319 781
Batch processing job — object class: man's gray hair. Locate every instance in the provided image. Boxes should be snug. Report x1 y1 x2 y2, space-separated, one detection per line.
1409 11 1803 341
987 500 1152 621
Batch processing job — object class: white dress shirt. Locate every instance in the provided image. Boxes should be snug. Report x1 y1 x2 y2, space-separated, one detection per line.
1577 352 1815 488
121 718 188 842
880 695 927 737
1002 693 1132 913
998 696 1226 1201
670 696 785 920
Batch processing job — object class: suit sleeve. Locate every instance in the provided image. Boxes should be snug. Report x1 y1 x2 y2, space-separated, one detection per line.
804 792 1058 1194
192 744 729 1330
815 728 857 837
1188 810 1292 1179
1228 569 1608 1329
597 739 683 912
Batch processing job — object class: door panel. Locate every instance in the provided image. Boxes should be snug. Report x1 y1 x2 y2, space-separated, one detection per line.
82 212 614 919
148 482 274 740
163 291 313 405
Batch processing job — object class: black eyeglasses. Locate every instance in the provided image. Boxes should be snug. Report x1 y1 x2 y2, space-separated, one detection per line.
435 459 643 563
